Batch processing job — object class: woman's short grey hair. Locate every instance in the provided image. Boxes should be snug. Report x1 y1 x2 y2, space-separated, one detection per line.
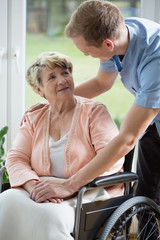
26 51 73 93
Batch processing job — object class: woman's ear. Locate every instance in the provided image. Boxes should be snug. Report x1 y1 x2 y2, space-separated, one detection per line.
103 39 114 51
35 85 44 97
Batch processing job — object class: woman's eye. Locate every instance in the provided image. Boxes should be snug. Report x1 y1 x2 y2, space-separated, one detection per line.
64 71 69 75
49 75 55 80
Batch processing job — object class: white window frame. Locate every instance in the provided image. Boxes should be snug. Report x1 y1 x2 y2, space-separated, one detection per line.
0 0 8 136
141 0 160 23
0 0 26 151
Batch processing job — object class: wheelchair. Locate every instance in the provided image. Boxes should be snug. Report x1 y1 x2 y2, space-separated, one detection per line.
0 149 160 240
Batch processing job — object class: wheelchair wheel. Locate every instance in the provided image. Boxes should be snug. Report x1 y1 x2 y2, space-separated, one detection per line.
99 196 160 240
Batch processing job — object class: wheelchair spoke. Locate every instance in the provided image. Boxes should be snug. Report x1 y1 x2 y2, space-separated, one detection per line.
99 197 160 240
137 207 155 238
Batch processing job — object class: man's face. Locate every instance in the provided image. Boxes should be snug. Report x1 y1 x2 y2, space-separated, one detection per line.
72 36 113 62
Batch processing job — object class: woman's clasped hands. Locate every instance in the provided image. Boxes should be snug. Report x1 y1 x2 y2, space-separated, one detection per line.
30 178 75 204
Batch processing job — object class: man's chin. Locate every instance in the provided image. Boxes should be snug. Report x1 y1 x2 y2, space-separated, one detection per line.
100 58 109 62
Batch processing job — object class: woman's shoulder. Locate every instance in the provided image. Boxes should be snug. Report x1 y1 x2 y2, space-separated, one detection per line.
21 102 50 125
25 102 49 114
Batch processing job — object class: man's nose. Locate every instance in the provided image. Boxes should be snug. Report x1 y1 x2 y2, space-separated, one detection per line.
84 52 89 56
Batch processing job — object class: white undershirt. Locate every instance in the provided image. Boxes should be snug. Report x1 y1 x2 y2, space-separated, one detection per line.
49 133 69 178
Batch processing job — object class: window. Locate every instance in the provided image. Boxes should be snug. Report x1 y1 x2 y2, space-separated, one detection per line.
0 0 160 151
25 0 141 124
0 0 26 150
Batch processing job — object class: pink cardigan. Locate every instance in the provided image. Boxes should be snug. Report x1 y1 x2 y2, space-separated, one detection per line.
6 96 124 197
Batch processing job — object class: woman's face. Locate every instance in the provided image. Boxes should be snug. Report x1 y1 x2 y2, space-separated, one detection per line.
37 66 74 102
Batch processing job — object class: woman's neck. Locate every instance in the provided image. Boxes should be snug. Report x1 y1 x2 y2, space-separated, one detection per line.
50 96 77 116
49 96 77 141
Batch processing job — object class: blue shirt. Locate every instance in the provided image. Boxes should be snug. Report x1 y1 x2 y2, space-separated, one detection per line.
100 17 160 133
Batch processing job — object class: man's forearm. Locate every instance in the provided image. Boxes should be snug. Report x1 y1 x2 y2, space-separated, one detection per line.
64 134 132 194
74 70 117 98
66 105 160 193
74 79 103 98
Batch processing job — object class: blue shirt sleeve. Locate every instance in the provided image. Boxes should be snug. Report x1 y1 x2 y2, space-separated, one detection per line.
135 58 160 109
100 58 118 73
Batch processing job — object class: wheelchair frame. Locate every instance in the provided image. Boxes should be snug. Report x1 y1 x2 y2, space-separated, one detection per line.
0 149 160 240
74 172 138 240
73 172 160 240
72 148 160 239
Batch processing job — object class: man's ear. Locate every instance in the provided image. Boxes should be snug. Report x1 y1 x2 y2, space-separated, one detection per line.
35 85 44 97
103 39 114 51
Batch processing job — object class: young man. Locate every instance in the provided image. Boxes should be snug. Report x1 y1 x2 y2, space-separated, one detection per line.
64 2 160 237
64 0 160 206
41 0 160 216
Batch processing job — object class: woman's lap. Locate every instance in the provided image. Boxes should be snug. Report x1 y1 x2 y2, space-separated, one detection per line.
0 186 109 240
0 188 75 240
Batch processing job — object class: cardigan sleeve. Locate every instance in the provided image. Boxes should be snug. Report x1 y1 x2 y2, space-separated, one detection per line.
6 111 40 187
89 103 124 175
89 103 119 152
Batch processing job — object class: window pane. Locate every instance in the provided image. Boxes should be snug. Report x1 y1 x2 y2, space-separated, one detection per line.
26 0 140 122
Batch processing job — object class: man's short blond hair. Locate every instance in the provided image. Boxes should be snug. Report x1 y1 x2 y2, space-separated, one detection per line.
26 51 73 93
65 0 124 47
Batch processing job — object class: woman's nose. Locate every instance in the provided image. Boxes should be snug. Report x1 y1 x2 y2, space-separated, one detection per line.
58 77 66 84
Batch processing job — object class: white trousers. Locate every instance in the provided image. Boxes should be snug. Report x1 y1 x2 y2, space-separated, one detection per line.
0 187 109 240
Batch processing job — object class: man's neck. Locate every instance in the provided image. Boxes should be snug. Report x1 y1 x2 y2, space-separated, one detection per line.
114 26 129 56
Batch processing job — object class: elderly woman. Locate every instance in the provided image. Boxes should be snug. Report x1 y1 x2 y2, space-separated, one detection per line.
0 52 124 240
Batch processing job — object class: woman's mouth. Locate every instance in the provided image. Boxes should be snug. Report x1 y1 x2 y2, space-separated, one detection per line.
58 87 69 92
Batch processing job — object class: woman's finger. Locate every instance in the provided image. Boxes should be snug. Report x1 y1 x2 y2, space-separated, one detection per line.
50 198 63 204
44 199 50 203
30 185 48 201
30 181 51 200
